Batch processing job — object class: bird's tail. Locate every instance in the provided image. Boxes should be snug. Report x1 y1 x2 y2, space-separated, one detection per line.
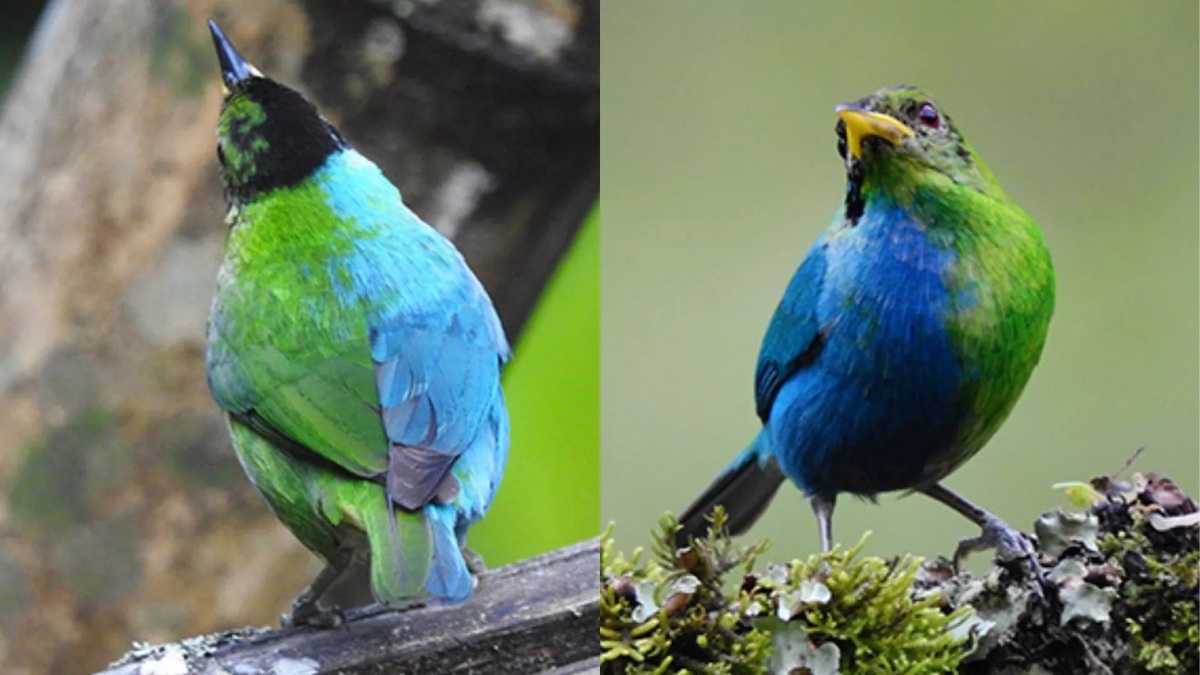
675 431 786 549
354 490 472 605
362 400 507 607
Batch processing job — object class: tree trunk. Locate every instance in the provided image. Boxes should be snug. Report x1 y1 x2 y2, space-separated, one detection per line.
0 1 597 673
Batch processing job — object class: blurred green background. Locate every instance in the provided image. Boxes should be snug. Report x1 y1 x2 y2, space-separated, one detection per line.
600 1 1199 562
474 209 599 563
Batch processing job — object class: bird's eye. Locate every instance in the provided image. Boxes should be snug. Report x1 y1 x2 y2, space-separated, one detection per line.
917 102 940 128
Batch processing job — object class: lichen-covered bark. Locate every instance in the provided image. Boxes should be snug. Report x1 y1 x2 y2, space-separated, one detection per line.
0 0 596 672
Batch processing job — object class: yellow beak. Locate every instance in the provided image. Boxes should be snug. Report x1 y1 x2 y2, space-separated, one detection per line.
835 105 915 159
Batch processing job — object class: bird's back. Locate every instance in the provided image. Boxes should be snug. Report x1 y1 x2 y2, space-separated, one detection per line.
207 150 508 477
204 26 510 610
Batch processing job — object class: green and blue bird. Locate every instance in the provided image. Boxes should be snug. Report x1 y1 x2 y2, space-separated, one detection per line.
204 22 509 625
677 86 1055 565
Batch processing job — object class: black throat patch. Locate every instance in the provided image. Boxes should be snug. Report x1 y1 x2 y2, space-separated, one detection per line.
844 162 865 226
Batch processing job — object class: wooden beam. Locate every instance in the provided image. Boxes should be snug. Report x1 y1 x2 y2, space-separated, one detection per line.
103 538 600 674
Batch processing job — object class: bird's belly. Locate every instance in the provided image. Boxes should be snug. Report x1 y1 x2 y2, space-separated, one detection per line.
767 287 972 497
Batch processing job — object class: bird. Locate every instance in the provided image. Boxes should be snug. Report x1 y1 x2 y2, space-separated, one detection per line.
204 21 510 626
675 86 1055 567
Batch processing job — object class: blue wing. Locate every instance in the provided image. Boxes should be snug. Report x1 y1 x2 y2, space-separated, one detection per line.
367 221 510 510
754 238 828 422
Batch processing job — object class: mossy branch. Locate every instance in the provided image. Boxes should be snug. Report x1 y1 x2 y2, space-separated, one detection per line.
601 473 1199 674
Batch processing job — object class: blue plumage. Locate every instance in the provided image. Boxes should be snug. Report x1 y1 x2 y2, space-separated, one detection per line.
764 200 966 497
690 201 967 543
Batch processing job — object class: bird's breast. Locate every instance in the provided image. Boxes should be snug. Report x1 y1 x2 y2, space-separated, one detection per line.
820 206 962 387
767 207 974 494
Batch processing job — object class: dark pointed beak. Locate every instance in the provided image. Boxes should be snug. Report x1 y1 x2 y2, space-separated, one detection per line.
209 20 260 92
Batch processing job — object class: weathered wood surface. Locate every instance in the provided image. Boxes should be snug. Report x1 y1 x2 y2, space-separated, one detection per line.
0 0 596 672
102 539 600 675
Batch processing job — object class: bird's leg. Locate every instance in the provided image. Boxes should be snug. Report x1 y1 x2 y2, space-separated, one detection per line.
810 493 837 553
283 561 348 628
461 545 488 575
920 483 1041 575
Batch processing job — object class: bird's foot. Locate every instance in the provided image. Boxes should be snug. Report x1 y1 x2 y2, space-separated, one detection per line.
281 561 350 628
282 599 346 629
954 514 1050 600
952 513 1035 565
462 545 488 575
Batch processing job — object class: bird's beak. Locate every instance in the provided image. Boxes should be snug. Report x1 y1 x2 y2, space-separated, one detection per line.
209 20 263 94
835 105 915 160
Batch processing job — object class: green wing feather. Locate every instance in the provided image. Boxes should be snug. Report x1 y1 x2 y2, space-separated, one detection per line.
244 343 388 477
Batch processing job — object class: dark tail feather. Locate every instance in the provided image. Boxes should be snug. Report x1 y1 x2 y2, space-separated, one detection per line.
675 435 785 549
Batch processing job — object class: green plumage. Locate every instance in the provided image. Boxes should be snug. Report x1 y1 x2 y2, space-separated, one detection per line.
211 177 391 476
943 188 1054 464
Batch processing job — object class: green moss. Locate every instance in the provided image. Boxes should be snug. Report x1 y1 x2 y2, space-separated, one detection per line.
600 510 972 674
756 538 972 673
600 511 772 673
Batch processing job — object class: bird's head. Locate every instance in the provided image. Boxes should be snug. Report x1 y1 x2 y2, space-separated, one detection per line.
209 20 345 204
834 85 999 197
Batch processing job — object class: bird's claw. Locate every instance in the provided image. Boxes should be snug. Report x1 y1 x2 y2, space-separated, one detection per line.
953 514 1034 565
953 514 1050 601
461 546 488 575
